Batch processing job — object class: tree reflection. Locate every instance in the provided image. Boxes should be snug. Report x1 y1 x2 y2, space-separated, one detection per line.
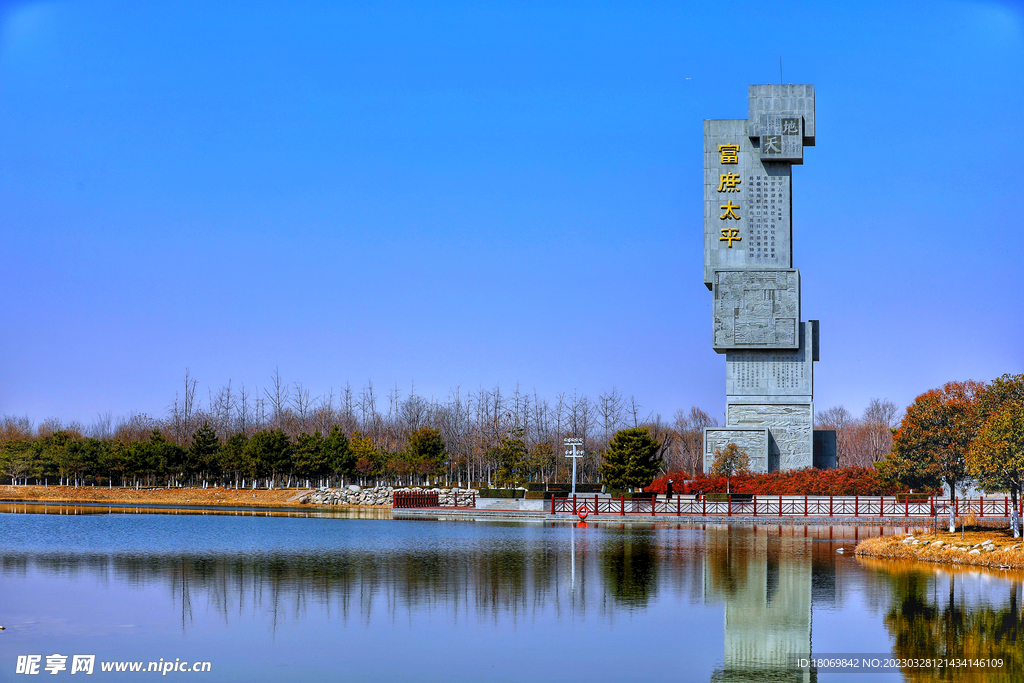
600 528 658 606
870 561 1024 682
703 524 751 597
2 526 668 630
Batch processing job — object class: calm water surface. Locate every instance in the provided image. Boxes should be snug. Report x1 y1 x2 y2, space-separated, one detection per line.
0 507 1020 682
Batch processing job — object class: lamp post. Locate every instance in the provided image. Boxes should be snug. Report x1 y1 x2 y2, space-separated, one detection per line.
564 437 584 497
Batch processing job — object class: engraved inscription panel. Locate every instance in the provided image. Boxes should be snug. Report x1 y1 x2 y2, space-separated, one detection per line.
745 173 788 263
713 270 799 350
726 323 813 396
703 120 793 287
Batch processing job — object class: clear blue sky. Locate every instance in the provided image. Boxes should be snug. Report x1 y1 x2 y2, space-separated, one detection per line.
2 0 1022 428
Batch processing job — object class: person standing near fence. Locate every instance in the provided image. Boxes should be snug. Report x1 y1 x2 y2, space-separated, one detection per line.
666 479 674 501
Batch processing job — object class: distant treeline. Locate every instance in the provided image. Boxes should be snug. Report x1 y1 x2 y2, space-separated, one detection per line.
0 373 721 488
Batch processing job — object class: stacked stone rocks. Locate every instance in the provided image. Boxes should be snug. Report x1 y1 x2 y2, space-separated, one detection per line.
436 488 477 507
301 485 477 507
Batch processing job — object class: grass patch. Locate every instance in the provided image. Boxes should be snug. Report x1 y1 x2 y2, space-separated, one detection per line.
855 527 1024 569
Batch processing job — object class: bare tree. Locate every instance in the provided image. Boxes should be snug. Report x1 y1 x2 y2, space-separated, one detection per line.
168 369 199 445
236 383 254 435
37 417 64 438
673 405 718 474
340 382 358 433
88 410 114 440
643 415 676 475
597 387 624 442
863 398 900 463
400 388 429 434
263 368 290 431
313 388 337 436
290 385 313 428
566 392 598 479
627 395 645 428
210 381 236 440
0 415 34 444
114 413 158 444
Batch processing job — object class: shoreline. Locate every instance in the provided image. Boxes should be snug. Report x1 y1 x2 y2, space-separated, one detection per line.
0 484 383 509
4 486 1020 541
855 529 1024 569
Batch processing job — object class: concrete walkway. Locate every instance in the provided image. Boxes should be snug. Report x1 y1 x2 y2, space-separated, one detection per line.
391 507 953 527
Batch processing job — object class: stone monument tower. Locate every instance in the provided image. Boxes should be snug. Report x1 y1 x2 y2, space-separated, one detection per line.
702 85 833 473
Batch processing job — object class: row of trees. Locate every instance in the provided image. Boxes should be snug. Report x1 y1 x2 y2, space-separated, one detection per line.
880 374 1024 535
0 422 448 489
1 375 696 488
5 370 1019 503
0 418 666 492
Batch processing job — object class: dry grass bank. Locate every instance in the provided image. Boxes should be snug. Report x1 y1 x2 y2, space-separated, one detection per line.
0 484 317 508
856 523 1024 569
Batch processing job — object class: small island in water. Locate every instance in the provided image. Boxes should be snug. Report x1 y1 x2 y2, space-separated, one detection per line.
857 524 1024 570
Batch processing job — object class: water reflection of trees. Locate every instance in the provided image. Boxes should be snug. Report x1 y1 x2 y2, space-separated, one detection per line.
864 560 1024 682
0 526 679 629
600 528 658 606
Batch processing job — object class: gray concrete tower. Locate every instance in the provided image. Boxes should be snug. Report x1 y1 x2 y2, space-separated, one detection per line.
702 85 826 473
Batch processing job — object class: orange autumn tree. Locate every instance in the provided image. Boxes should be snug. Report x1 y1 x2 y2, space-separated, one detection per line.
882 380 985 532
968 399 1024 537
709 443 750 494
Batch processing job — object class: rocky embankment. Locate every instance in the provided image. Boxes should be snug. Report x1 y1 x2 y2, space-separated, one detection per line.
301 486 478 507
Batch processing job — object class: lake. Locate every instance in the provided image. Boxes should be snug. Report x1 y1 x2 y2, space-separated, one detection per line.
0 505 1020 682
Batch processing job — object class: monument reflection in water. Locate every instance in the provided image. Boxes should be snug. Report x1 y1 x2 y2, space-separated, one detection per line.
703 525 815 682
1 510 1022 682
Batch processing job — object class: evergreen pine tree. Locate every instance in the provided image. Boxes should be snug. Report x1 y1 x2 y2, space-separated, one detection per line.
324 426 354 481
600 427 663 490
187 423 220 480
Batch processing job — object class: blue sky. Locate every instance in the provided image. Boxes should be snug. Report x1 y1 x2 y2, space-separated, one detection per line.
2 0 1022 428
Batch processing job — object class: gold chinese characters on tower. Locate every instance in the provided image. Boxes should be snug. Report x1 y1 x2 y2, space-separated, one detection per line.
716 146 743 248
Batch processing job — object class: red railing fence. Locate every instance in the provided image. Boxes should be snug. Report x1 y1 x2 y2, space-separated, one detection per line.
393 492 439 508
547 495 1024 518
392 491 476 509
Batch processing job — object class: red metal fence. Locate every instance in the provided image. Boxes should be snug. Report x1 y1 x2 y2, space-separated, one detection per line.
393 492 439 508
550 495 1024 518
391 491 476 509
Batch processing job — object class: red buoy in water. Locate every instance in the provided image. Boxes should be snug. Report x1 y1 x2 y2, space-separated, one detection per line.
577 505 589 520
